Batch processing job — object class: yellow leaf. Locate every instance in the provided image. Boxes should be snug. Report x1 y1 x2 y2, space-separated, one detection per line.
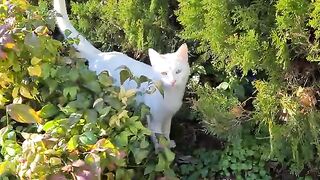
12 87 19 98
125 89 136 98
28 65 41 77
0 161 14 175
6 104 43 124
19 86 33 99
31 57 42 65
4 43 15 49
35 26 49 36
11 0 29 10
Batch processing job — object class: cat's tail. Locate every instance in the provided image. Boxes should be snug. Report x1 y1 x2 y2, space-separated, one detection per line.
53 0 101 60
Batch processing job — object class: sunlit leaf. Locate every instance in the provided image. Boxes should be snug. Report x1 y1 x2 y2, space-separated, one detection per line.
115 131 130 147
49 157 62 166
67 135 79 151
79 131 97 145
92 138 117 152
28 65 42 77
154 81 164 98
98 72 113 87
63 86 79 100
0 161 14 175
19 86 33 99
31 57 42 65
34 26 49 36
6 104 42 124
39 103 59 118
119 67 132 84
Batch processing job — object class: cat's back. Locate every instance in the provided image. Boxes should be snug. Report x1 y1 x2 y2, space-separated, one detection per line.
89 51 160 84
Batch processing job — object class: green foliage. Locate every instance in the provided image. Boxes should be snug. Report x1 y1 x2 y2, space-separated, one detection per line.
177 149 221 180
218 142 271 180
178 0 320 176
69 0 178 53
0 1 175 179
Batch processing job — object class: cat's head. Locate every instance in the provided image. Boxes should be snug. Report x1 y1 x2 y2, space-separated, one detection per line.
148 43 190 88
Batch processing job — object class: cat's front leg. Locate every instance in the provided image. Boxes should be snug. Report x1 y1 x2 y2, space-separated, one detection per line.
163 118 176 148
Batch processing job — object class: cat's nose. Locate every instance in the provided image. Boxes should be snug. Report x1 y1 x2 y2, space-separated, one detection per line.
171 80 176 86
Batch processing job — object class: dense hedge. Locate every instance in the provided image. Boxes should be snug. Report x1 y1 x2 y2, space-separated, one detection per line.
1 0 320 179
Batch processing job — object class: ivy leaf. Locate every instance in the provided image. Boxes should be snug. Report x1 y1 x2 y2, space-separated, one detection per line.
98 72 113 87
164 148 175 162
63 86 79 100
39 103 59 118
144 164 155 175
0 161 14 175
217 82 229 90
31 57 42 65
84 81 101 93
79 131 97 145
131 147 149 164
41 63 51 79
154 81 164 98
6 104 42 124
119 67 132 84
19 86 33 99
28 65 42 77
155 153 166 171
67 135 79 151
115 131 130 147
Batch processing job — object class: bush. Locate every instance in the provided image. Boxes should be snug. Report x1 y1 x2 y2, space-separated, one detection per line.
69 0 180 54
0 1 175 179
177 0 320 174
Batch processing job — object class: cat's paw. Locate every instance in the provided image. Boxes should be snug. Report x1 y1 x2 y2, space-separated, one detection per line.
169 140 176 148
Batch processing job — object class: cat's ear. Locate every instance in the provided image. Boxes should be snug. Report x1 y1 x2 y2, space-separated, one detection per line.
176 43 188 61
148 48 162 66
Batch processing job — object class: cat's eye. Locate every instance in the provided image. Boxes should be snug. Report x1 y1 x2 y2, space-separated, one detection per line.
161 72 167 75
176 69 182 74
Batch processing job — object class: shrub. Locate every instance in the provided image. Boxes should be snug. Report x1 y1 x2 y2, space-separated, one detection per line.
177 0 320 175
0 1 175 179
69 0 180 54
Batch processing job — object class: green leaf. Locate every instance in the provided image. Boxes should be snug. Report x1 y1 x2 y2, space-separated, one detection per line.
80 132 97 145
115 131 130 147
155 153 166 171
0 161 14 175
132 147 149 164
63 86 79 100
164 148 175 162
105 96 123 110
45 78 58 93
119 67 132 84
98 72 113 87
49 157 62 166
84 109 98 123
19 86 33 99
41 63 51 79
6 104 42 124
67 135 79 151
84 81 101 93
68 69 79 82
31 57 42 65
39 103 59 118
140 138 149 149
144 164 155 175
154 81 164 97
217 82 229 90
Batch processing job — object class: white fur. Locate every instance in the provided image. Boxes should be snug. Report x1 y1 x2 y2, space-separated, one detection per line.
53 0 190 145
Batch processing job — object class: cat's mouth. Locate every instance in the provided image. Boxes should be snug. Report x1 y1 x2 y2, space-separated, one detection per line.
171 80 177 87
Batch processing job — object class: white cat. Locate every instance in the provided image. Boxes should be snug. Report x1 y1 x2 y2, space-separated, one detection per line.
53 0 190 148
